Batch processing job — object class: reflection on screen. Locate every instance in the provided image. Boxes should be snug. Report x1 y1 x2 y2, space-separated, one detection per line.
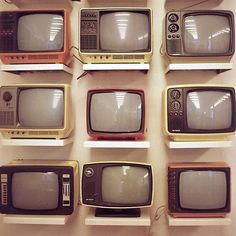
187 91 232 130
179 171 227 209
100 12 149 51
90 92 142 132
18 14 64 51
18 88 64 127
101 166 150 204
12 172 59 210
184 15 231 54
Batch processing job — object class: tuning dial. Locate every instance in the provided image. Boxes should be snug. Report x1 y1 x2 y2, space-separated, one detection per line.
84 167 94 177
3 91 12 102
168 24 179 33
168 14 179 23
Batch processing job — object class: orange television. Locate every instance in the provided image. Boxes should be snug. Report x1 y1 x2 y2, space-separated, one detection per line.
0 9 70 64
168 162 231 218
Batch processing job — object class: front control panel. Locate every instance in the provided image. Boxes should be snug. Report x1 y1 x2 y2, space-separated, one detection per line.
166 12 182 55
0 87 17 127
0 12 17 52
167 88 184 133
80 10 99 51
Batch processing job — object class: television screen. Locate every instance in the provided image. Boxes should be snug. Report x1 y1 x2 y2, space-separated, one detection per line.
12 172 59 210
17 13 64 52
100 12 149 52
186 90 232 130
18 88 64 127
179 170 227 210
184 14 231 54
101 166 150 205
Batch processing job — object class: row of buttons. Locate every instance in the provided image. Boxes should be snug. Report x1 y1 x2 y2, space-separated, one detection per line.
169 111 183 116
168 34 180 39
0 31 14 36
7 131 26 135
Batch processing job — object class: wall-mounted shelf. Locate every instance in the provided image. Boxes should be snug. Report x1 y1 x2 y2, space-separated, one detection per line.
167 215 231 226
0 137 74 147
10 0 72 11
85 209 151 226
0 64 73 75
165 139 232 149
84 140 150 148
3 214 71 225
165 63 233 74
83 63 150 72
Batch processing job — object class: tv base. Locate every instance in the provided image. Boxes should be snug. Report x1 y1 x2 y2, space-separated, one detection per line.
95 208 141 217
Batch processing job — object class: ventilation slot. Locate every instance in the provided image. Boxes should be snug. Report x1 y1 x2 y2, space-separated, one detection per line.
134 55 145 59
28 55 59 60
0 111 14 125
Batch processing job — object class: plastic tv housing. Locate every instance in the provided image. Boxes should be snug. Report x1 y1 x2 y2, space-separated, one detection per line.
81 162 153 217
0 159 79 215
163 84 236 141
165 10 235 63
0 84 73 139
79 7 152 64
0 9 70 64
168 162 231 218
86 89 145 140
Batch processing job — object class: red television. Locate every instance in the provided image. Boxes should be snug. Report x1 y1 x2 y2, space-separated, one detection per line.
86 89 145 140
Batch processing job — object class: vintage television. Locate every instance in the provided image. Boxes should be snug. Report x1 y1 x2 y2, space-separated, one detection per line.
0 9 70 64
163 84 236 141
87 89 145 140
81 162 153 217
165 10 235 63
79 7 152 64
0 84 73 139
168 162 231 218
0 159 79 215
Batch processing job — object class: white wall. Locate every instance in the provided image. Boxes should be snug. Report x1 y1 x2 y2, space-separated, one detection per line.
0 0 236 236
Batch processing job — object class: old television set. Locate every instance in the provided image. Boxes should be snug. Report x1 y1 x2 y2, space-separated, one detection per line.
81 162 153 217
0 9 70 64
165 10 235 63
168 162 231 218
87 89 145 140
79 8 152 64
0 159 79 215
0 84 73 139
163 84 236 141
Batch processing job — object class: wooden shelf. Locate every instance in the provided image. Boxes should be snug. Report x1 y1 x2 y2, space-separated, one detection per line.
165 139 232 149
3 214 71 225
167 215 231 226
84 140 150 148
0 64 73 75
165 63 233 73
85 208 151 226
83 63 150 71
0 137 74 147
10 0 72 11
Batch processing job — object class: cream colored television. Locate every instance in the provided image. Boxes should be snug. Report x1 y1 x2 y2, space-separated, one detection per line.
163 84 236 141
79 7 153 64
0 84 73 139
